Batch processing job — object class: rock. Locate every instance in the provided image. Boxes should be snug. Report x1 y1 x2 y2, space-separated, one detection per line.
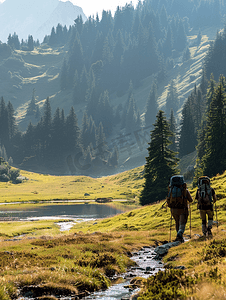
84 193 90 196
154 241 181 257
174 266 186 270
121 295 130 300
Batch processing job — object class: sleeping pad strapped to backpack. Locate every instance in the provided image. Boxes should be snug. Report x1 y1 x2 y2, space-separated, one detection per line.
167 175 187 208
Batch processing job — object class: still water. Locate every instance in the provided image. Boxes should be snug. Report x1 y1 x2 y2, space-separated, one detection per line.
0 203 124 222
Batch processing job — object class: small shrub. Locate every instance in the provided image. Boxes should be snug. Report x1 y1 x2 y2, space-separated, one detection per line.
9 168 20 183
0 165 9 176
0 174 10 182
138 269 196 300
203 239 226 262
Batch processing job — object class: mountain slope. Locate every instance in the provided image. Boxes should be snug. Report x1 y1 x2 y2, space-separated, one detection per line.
0 26 218 175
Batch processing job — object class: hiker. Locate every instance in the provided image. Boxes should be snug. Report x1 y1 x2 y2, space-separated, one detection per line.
167 175 193 242
195 176 217 237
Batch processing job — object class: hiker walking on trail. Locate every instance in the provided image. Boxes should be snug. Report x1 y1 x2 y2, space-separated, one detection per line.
167 175 193 242
196 176 217 237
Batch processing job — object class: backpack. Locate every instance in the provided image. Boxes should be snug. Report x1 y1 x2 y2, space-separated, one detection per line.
197 176 212 206
167 175 187 208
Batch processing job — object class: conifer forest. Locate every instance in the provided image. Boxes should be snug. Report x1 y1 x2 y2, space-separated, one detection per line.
1 0 226 178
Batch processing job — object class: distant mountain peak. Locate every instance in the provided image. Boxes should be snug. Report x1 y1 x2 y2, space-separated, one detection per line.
0 0 87 42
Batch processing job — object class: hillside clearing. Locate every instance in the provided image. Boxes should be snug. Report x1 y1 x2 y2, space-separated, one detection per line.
0 166 144 203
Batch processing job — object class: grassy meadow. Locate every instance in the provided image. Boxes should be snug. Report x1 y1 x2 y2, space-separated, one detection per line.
0 166 144 203
0 168 226 298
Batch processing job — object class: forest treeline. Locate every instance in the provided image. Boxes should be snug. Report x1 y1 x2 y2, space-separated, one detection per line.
167 24 226 183
2 0 226 176
139 70 226 204
0 96 119 174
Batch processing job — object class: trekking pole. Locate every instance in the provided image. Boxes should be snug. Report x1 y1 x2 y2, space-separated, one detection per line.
169 212 172 242
161 200 167 209
215 202 218 230
189 203 192 238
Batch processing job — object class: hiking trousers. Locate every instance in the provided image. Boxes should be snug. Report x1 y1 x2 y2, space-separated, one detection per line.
171 208 189 235
199 209 214 234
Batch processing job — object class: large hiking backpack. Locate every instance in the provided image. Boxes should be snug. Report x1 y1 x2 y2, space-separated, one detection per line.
167 175 187 208
197 176 212 206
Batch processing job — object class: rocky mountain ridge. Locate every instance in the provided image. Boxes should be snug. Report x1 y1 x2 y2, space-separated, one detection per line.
0 0 86 42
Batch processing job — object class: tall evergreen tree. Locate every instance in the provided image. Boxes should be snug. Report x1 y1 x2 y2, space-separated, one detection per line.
27 35 34 51
168 109 177 152
145 81 158 127
140 110 179 205
125 94 141 133
26 89 37 117
60 58 68 90
165 80 179 116
65 106 80 154
179 98 197 157
205 73 216 112
51 107 64 160
202 79 226 177
7 101 17 140
42 97 52 162
0 97 9 147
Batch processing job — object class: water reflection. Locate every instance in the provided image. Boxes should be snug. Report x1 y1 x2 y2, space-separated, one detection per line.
0 204 124 221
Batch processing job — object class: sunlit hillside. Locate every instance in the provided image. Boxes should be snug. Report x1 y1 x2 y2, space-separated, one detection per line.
0 166 144 203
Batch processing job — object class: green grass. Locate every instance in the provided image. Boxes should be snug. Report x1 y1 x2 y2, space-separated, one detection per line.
0 168 226 298
0 166 144 203
0 220 61 238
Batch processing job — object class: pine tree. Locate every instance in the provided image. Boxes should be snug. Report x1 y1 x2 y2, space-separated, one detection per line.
26 89 37 117
95 90 114 136
168 109 177 152
125 94 140 133
183 46 191 62
51 107 64 160
65 107 80 154
42 97 52 162
95 122 108 160
140 110 179 205
0 97 9 147
197 28 202 45
193 119 207 185
49 27 57 45
108 146 119 167
23 122 36 158
67 33 84 87
145 81 158 127
7 101 17 140
165 80 179 116
175 20 187 51
28 35 34 51
60 58 68 90
81 112 90 150
205 73 216 112
179 98 197 157
202 79 226 177
162 25 173 58
200 66 208 96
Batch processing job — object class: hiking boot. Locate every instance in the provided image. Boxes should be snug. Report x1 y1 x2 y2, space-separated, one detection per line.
207 228 212 237
175 232 184 243
175 236 184 243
